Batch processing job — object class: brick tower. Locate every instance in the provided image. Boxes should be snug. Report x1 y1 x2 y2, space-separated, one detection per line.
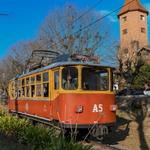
118 0 149 65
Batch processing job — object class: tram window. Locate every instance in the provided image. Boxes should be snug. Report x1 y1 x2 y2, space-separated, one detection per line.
43 72 49 97
36 74 41 83
82 68 109 91
62 67 78 90
26 78 30 85
17 80 21 97
100 72 109 90
21 78 26 97
11 81 15 98
54 71 59 90
22 87 25 97
18 80 21 87
31 76 35 84
22 79 25 86
15 81 18 98
30 76 35 97
31 85 35 97
43 83 49 97
18 88 21 97
10 80 18 98
36 84 42 97
11 82 14 97
43 72 49 82
26 86 30 97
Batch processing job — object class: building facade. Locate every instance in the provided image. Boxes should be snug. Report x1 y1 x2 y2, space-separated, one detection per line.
118 0 149 66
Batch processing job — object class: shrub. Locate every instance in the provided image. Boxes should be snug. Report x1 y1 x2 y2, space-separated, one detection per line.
0 111 92 150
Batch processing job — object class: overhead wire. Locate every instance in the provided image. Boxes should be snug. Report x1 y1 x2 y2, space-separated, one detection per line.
38 0 104 50
38 0 136 51
73 0 136 35
72 0 103 24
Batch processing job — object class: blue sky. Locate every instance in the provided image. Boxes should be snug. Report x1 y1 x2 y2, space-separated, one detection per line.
0 0 149 59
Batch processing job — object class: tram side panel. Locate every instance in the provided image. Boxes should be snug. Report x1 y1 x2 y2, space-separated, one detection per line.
53 92 116 127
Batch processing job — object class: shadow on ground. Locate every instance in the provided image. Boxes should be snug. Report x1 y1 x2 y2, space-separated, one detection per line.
102 116 130 145
102 98 149 150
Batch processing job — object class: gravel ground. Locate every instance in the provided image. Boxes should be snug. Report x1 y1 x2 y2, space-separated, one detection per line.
87 107 149 150
91 111 150 150
113 111 150 150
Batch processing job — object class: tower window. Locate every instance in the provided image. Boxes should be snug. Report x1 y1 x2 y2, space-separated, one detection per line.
122 16 127 22
131 40 139 50
123 29 128 35
141 27 145 33
124 48 128 54
140 15 145 20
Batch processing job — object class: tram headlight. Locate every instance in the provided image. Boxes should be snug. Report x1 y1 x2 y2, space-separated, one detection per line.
110 105 117 112
76 105 83 113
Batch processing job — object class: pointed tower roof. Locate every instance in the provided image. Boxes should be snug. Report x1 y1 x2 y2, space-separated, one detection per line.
118 0 149 17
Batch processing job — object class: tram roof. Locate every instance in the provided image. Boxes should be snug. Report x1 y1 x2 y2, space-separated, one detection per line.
12 61 113 80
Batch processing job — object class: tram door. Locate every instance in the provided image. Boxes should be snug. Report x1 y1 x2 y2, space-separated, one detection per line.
51 69 60 119
14 80 19 113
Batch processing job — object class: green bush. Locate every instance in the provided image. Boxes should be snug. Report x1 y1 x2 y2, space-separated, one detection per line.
132 64 150 88
0 112 92 150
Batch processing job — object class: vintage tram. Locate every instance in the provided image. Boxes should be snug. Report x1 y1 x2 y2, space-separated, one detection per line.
8 53 117 138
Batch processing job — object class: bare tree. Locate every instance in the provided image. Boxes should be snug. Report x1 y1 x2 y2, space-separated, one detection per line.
37 5 110 56
0 41 35 95
0 4 113 95
116 40 144 89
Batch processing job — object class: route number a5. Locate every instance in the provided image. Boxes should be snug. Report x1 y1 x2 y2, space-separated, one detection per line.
92 104 103 112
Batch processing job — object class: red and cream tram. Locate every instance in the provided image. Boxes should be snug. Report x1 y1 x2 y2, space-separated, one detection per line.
8 61 117 137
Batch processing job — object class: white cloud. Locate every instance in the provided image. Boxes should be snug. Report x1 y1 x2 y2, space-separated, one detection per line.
94 10 118 23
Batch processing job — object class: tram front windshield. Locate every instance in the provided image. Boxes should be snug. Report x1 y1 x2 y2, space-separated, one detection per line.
82 67 109 91
61 66 110 91
62 67 78 90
